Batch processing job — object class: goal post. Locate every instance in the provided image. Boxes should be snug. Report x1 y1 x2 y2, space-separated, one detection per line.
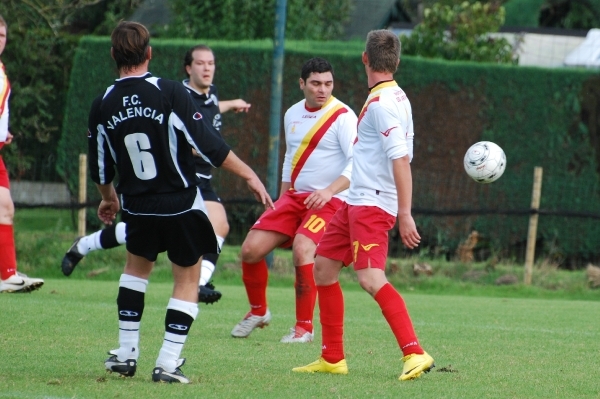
524 166 543 285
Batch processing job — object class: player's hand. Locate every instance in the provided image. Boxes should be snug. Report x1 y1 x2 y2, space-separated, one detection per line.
97 194 120 225
5 132 13 145
232 100 251 113
398 214 420 249
246 176 275 210
304 188 332 210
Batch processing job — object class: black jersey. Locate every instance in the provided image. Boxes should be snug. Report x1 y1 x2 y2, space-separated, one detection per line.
182 81 222 179
88 73 231 213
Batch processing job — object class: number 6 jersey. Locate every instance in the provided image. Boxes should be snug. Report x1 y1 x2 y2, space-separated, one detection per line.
87 73 231 214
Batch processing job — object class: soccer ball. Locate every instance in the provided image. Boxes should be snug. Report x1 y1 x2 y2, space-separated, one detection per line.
463 141 506 183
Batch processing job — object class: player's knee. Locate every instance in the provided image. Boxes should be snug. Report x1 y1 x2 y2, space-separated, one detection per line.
356 274 381 296
0 202 14 224
292 238 316 261
219 220 230 237
240 240 261 264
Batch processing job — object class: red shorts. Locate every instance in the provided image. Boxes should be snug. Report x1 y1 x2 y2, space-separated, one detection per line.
251 190 344 247
0 156 9 189
316 203 396 270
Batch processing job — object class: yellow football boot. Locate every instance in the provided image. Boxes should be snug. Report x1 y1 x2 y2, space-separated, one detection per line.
292 357 348 375
399 351 435 381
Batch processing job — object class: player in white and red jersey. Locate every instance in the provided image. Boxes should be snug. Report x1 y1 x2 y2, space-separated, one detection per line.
231 58 357 342
0 15 44 293
293 30 435 381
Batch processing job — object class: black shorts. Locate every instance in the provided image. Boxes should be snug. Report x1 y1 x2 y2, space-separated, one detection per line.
122 209 217 267
197 177 221 203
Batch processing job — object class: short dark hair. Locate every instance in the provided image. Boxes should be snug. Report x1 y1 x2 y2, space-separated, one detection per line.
110 21 150 73
183 45 213 77
300 57 334 82
365 30 401 73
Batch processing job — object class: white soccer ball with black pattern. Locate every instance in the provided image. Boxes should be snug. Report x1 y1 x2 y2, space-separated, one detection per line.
464 141 506 183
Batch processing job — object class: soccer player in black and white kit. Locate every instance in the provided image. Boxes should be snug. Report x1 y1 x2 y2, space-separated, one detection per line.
92 21 272 383
61 45 250 304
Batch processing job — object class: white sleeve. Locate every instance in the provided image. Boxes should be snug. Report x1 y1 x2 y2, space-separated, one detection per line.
0 73 8 143
336 110 357 180
372 101 410 161
0 108 8 143
281 110 292 183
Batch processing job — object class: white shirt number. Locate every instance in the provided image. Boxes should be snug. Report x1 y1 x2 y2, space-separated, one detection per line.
124 133 157 180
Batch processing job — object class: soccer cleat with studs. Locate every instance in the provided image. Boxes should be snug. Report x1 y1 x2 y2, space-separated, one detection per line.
292 357 348 374
0 273 44 293
399 351 435 381
280 326 314 343
61 237 84 276
105 350 137 377
198 281 222 304
152 358 190 384
231 309 272 338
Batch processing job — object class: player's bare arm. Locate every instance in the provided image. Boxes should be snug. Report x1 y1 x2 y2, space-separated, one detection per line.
4 132 12 145
304 175 350 210
392 156 420 249
219 99 251 114
95 183 120 225
220 150 275 210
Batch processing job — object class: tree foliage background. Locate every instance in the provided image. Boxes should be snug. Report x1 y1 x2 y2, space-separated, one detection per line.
158 0 353 40
401 1 517 63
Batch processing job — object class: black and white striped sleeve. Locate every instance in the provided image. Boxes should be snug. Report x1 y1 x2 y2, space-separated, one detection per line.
88 95 116 185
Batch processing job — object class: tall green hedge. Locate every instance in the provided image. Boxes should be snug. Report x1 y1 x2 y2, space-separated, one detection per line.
58 37 600 262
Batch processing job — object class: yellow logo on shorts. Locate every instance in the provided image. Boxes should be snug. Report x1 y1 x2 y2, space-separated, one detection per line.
361 243 380 251
353 241 380 263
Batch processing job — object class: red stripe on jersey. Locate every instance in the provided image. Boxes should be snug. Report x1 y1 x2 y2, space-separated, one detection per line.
290 107 348 188
357 96 379 127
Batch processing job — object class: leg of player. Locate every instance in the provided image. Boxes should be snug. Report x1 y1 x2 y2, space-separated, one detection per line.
0 185 44 293
280 233 317 343
357 267 435 381
292 255 348 374
198 200 229 304
231 229 288 338
104 252 150 378
61 221 126 276
152 259 200 384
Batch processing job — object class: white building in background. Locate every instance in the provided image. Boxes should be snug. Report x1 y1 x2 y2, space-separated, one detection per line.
564 29 600 68
508 32 586 68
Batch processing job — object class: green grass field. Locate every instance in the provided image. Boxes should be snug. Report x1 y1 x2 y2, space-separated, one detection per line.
3 209 600 398
2 280 599 398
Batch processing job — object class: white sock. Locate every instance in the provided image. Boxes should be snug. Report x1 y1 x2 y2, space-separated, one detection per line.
199 260 215 286
115 222 127 244
76 230 103 255
117 274 148 361
216 235 225 252
156 298 198 372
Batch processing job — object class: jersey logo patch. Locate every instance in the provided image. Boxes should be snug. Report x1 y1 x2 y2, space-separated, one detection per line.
380 126 397 137
193 112 203 120
87 129 92 138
